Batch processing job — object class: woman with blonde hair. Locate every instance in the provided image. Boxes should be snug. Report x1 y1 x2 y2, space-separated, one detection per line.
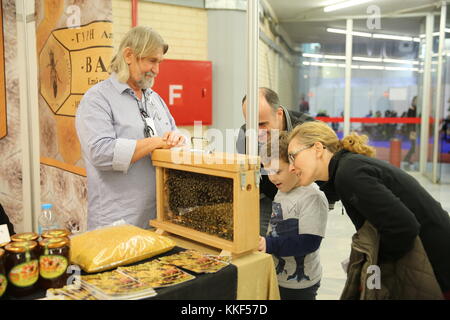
288 121 450 299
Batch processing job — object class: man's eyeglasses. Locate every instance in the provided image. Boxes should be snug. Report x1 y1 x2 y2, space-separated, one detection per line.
139 108 155 138
143 123 154 138
136 94 156 138
288 144 313 164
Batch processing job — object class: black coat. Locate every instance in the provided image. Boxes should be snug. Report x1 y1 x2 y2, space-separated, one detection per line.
321 149 450 292
0 203 15 236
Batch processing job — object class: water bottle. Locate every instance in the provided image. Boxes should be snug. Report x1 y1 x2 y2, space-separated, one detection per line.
38 204 59 234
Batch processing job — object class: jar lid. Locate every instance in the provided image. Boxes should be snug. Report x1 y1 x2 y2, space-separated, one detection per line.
5 241 38 253
11 232 39 242
0 241 9 248
39 237 70 249
41 229 71 239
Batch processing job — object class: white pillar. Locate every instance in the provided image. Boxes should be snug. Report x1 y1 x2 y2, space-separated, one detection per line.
246 0 259 157
432 1 447 183
419 14 434 174
16 0 41 232
343 19 353 136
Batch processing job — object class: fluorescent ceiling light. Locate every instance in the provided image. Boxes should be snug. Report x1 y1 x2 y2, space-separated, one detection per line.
324 0 373 12
384 66 417 71
303 53 324 58
327 28 417 41
359 65 385 70
337 64 360 69
383 58 418 65
353 56 382 62
324 54 346 60
327 27 371 37
326 27 346 34
310 62 338 67
304 53 420 65
304 62 420 72
352 31 372 37
373 34 415 41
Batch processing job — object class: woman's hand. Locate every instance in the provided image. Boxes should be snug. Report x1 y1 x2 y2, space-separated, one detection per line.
258 236 266 253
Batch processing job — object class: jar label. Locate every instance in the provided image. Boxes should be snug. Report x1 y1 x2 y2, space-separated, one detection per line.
39 255 68 279
0 274 7 297
8 260 39 288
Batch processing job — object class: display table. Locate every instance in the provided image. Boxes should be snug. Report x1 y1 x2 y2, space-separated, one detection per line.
5 236 280 300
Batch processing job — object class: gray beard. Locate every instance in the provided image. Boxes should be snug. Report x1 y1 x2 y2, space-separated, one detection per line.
137 72 155 89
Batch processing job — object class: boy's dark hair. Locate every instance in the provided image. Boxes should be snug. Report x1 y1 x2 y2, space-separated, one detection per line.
260 131 290 165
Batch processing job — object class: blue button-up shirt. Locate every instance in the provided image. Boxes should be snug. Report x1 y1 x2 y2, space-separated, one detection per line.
76 74 178 230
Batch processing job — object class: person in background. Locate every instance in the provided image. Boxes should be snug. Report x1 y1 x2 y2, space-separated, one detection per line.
298 94 310 114
236 87 316 236
76 26 185 230
403 96 418 168
440 98 450 143
288 120 450 299
258 132 328 300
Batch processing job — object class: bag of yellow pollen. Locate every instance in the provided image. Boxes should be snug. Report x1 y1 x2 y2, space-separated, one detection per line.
70 224 175 273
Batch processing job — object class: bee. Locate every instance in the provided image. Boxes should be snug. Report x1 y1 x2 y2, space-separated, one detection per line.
165 169 234 240
47 49 61 98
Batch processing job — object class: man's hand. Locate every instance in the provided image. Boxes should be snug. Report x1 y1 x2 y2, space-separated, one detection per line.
162 131 185 147
131 136 172 163
258 236 266 253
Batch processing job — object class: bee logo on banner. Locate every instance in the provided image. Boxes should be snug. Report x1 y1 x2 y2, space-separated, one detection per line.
39 21 112 116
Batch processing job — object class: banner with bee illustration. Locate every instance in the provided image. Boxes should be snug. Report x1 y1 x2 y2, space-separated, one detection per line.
36 0 112 232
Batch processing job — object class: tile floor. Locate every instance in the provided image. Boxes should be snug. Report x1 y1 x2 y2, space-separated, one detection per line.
316 171 450 300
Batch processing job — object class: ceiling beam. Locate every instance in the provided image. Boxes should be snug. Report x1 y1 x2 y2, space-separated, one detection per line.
281 1 441 23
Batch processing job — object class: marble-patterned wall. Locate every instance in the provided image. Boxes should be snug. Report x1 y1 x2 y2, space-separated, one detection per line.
0 0 24 232
37 0 112 233
0 0 112 234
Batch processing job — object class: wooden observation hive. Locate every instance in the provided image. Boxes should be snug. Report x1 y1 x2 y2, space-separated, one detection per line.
150 149 260 255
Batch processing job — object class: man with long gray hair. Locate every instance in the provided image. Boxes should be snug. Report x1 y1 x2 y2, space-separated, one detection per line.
76 26 185 230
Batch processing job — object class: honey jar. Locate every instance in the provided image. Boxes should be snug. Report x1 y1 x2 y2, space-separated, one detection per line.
10 232 39 242
41 229 71 239
38 237 70 290
4 241 39 297
0 248 7 298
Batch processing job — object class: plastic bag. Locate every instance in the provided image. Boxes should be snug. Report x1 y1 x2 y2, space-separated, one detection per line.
70 224 176 273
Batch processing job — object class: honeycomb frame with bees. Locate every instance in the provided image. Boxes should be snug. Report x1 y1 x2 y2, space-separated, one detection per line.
150 149 260 255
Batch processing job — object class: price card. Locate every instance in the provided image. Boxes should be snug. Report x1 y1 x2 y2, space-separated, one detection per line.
0 224 11 244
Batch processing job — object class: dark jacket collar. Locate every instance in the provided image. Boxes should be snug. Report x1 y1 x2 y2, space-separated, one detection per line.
319 149 349 197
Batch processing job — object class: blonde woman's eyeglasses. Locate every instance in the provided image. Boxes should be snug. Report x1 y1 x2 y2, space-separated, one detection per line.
288 144 313 164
